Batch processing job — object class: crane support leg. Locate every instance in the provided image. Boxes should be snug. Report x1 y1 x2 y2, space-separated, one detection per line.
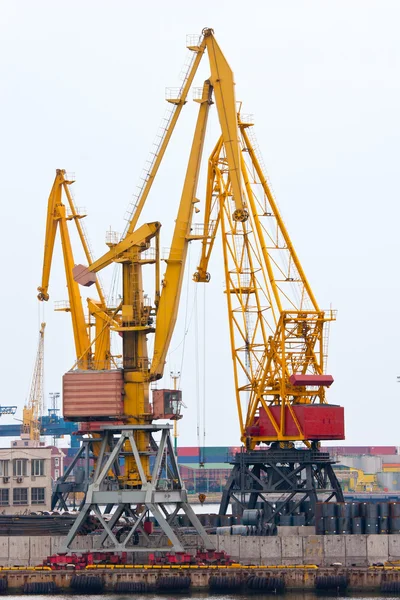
61 425 214 553
51 439 94 511
219 448 344 525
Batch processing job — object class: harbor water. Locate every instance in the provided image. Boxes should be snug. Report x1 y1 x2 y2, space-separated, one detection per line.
2 594 395 600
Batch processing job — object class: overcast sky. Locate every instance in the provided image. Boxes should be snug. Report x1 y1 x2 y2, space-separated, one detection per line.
1 1 399 449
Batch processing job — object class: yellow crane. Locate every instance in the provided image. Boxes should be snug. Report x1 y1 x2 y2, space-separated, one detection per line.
22 323 45 443
194 119 343 446
39 27 344 548
38 169 119 371
193 114 345 519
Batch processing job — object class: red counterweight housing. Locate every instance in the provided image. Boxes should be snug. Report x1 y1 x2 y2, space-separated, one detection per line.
258 404 345 440
63 369 124 421
152 389 183 420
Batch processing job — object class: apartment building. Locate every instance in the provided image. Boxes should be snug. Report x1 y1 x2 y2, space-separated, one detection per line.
0 441 54 514
49 445 65 481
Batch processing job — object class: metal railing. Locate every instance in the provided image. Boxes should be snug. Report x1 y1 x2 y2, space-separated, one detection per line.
186 33 202 48
189 221 216 237
105 230 121 246
54 300 70 311
66 206 87 218
165 87 182 100
122 37 202 234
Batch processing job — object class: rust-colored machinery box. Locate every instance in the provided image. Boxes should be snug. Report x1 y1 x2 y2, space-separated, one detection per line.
63 370 124 421
152 389 182 420
258 404 345 440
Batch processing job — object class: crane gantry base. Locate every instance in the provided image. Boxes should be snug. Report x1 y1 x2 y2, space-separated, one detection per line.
60 424 214 553
219 448 344 525
52 439 93 511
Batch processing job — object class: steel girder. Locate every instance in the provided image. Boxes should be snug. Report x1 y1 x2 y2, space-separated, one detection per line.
61 424 214 553
219 448 344 524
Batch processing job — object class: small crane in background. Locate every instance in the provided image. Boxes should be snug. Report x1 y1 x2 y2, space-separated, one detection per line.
21 323 45 443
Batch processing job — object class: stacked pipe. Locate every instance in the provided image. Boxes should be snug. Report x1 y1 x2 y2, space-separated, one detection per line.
315 501 400 534
179 512 277 536
256 500 315 526
0 513 80 536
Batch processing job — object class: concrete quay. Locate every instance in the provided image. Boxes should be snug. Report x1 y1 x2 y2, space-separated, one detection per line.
0 533 399 593
0 532 400 568
218 532 398 567
0 565 400 593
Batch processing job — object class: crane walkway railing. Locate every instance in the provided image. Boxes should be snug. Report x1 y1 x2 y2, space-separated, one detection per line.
241 118 278 213
66 182 107 303
122 37 202 235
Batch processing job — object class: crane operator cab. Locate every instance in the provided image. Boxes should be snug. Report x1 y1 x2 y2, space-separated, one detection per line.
152 389 183 420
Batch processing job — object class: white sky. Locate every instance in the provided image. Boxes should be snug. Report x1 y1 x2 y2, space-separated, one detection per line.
1 0 399 448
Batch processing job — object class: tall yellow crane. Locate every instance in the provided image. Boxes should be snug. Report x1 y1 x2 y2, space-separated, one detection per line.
22 323 46 443
194 116 345 520
40 80 215 551
40 27 344 549
194 121 343 446
38 169 118 371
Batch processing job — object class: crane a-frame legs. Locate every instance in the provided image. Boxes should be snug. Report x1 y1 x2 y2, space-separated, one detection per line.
219 448 344 524
51 438 91 511
61 424 214 553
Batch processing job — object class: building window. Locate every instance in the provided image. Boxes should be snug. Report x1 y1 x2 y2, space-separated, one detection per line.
0 489 9 506
54 457 60 467
0 460 9 477
13 459 27 477
31 488 45 505
54 469 60 479
31 459 45 476
13 488 28 505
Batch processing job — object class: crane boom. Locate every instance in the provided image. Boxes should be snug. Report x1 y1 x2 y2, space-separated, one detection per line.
125 36 207 234
38 169 121 371
204 31 247 222
38 170 91 367
150 80 213 379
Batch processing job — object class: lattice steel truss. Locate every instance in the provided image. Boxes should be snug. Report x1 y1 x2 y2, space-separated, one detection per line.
219 448 344 524
61 425 213 553
52 439 92 511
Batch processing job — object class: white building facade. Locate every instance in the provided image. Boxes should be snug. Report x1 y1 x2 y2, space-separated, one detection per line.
0 442 53 514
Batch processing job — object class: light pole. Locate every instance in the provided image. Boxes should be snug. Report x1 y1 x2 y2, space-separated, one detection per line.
170 371 180 454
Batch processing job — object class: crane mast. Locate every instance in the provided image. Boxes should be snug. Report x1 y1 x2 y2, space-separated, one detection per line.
22 323 45 443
